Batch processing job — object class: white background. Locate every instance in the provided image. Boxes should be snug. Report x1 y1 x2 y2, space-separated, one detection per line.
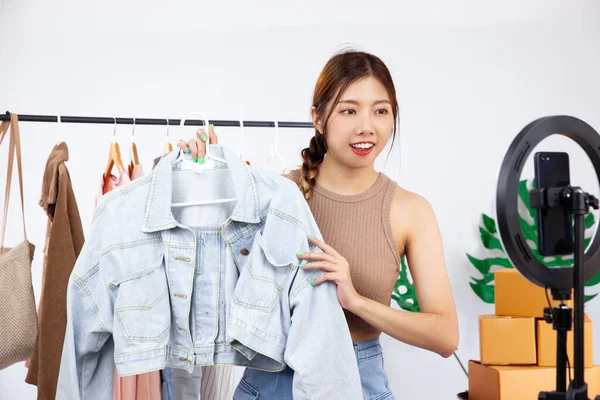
1 0 600 398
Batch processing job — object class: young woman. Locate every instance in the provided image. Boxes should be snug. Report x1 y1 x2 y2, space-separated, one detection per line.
178 50 459 400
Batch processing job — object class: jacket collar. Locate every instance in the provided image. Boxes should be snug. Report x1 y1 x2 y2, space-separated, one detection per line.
141 144 260 232
39 141 70 218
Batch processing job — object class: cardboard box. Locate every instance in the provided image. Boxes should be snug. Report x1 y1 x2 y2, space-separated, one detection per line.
479 315 536 365
468 360 600 400
537 314 594 367
494 269 573 318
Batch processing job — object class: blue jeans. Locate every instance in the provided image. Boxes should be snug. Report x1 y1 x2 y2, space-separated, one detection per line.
233 337 396 400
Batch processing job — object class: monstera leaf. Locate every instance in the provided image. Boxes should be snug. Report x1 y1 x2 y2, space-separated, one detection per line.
392 256 420 312
467 178 600 303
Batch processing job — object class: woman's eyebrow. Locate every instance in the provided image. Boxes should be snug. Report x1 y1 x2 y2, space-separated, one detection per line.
338 99 391 105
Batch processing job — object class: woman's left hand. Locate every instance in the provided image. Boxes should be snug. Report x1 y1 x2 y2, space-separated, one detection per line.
298 237 363 311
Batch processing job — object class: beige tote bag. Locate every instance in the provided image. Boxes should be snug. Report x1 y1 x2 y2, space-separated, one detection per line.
0 113 38 370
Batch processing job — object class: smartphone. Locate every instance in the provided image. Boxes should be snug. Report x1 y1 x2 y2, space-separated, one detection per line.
533 151 574 256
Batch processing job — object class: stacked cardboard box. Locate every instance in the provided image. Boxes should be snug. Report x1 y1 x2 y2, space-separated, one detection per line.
468 269 600 400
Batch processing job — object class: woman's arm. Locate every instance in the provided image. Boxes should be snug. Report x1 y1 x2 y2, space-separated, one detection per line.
350 191 458 357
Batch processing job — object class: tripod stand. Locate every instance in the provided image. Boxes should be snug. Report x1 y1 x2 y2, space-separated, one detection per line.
531 185 600 400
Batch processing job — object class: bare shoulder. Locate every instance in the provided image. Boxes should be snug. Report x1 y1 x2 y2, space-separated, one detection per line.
389 185 439 252
390 185 435 220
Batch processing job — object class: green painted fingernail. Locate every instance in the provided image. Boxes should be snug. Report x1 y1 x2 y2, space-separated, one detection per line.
296 252 304 257
209 124 214 131
310 280 315 286
202 134 208 142
185 147 190 153
193 156 198 163
299 261 307 268
199 156 205 164
308 235 316 239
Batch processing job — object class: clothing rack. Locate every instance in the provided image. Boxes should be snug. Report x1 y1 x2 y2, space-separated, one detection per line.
0 111 314 129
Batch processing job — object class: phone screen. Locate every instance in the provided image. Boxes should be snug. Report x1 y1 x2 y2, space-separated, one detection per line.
533 152 574 256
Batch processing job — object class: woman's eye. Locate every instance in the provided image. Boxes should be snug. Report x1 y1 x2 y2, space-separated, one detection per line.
342 109 356 115
376 109 389 115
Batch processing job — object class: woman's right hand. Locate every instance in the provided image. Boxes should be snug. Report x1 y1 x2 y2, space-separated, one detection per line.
177 124 219 163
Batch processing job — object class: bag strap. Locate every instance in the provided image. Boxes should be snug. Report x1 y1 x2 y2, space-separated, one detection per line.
0 113 27 250
0 121 8 147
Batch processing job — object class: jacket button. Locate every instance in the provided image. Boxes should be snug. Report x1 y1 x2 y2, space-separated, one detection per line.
240 248 249 256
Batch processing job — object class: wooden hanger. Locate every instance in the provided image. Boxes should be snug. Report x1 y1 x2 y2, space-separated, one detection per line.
104 142 125 180
130 143 139 166
128 143 139 177
103 118 125 180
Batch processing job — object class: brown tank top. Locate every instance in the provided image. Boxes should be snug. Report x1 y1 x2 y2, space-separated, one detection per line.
288 169 401 333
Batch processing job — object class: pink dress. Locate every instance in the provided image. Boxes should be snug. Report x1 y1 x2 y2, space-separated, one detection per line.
93 165 162 400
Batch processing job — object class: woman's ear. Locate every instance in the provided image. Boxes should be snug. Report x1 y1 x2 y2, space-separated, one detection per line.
310 106 323 134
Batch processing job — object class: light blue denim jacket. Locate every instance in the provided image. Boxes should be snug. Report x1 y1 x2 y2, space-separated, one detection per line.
56 145 362 400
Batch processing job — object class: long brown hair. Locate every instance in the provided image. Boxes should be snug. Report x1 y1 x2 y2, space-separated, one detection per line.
300 50 399 199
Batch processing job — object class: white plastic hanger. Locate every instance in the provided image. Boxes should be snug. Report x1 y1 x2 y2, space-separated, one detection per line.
55 115 62 147
267 120 286 173
164 118 173 153
237 119 247 161
171 112 235 208
175 112 227 171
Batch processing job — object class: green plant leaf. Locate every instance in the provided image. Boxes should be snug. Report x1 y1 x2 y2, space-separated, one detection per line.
469 278 495 303
585 212 595 229
466 254 513 275
585 270 600 287
392 256 420 312
482 214 497 234
585 293 598 302
479 227 503 251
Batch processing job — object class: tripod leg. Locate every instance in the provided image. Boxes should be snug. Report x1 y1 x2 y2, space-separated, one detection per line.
573 213 585 389
556 327 567 392
551 302 571 394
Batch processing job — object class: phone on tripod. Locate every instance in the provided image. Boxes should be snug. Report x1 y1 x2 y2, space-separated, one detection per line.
533 151 574 256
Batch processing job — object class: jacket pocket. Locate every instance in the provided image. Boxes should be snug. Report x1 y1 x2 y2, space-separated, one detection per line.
113 253 171 342
232 231 295 313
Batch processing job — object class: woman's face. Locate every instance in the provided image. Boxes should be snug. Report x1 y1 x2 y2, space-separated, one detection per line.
314 76 394 170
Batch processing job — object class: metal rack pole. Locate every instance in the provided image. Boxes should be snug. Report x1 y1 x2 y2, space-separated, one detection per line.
0 111 314 129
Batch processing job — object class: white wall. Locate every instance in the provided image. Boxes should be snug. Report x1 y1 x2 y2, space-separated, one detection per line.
1 1 600 398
